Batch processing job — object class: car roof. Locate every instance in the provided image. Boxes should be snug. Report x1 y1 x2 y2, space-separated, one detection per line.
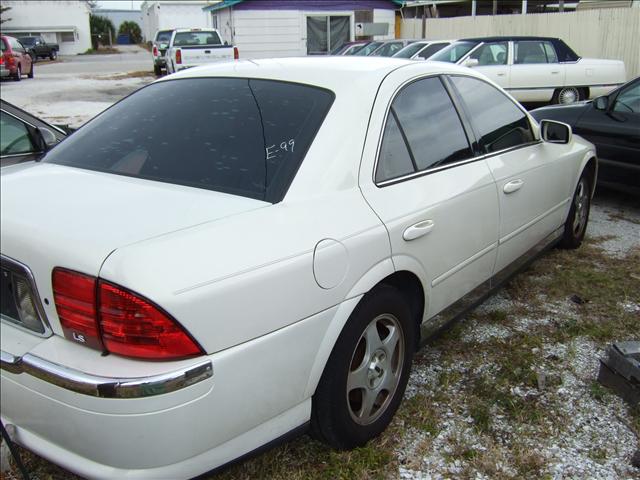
164 56 480 93
459 36 562 43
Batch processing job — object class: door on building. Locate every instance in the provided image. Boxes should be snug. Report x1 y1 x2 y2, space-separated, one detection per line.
306 16 350 55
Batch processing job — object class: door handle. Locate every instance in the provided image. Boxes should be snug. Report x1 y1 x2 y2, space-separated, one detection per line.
403 220 434 241
503 179 524 194
551 71 560 74
497 72 506 76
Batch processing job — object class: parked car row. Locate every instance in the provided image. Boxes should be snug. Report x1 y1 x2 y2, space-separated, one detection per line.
151 27 238 76
333 36 626 106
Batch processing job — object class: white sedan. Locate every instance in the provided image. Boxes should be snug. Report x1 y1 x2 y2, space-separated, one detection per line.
431 36 626 104
0 57 596 479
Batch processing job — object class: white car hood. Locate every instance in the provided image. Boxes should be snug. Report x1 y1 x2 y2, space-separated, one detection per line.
0 162 269 276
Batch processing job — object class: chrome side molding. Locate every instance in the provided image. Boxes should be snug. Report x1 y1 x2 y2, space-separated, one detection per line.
0 350 213 398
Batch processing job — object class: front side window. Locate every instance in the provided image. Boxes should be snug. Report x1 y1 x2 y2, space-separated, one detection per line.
450 76 534 153
394 42 425 59
1 111 36 156
613 81 640 113
173 31 221 47
372 42 407 57
43 78 334 203
469 42 508 66
354 42 382 56
515 41 556 64
376 76 473 183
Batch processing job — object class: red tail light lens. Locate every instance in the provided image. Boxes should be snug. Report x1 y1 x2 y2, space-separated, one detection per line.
52 268 103 350
153 45 158 57
175 49 182 64
98 280 202 360
0 56 4 65
233 47 239 60
52 268 203 360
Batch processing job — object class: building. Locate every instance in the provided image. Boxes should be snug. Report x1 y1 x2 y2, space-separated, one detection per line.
204 0 398 58
91 7 145 40
141 1 214 42
0 0 91 55
141 0 397 58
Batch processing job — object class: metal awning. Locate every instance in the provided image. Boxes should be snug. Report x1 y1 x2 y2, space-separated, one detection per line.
202 0 244 12
0 26 77 33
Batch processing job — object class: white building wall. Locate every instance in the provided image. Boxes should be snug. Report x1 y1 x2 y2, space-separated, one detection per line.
372 8 396 40
1 0 91 55
229 8 396 59
141 1 210 41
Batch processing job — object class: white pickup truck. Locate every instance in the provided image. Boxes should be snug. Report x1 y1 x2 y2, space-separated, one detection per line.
165 28 238 74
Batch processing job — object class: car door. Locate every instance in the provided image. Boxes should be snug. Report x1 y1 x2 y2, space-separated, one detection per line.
465 41 510 88
447 75 569 275
359 73 499 328
509 40 566 103
574 79 640 189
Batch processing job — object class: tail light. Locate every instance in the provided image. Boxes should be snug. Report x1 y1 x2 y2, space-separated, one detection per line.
52 268 203 360
175 49 182 64
153 45 158 57
0 56 4 65
233 46 239 60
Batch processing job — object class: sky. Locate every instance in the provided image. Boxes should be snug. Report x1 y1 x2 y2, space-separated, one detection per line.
96 0 144 10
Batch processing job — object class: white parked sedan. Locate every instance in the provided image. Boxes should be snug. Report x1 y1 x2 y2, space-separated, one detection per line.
0 57 596 479
431 36 626 104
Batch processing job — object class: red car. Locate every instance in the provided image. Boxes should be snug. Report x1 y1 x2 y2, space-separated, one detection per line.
1 35 34 81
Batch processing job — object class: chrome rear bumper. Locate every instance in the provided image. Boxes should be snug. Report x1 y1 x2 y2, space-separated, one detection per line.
0 350 212 398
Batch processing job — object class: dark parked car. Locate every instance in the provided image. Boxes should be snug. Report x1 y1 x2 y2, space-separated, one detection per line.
1 100 67 167
17 36 59 61
1 35 34 81
531 77 639 194
151 29 173 75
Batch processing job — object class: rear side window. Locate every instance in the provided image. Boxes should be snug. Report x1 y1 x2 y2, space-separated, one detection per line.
515 41 557 64
173 31 221 46
43 78 334 203
450 76 534 153
376 76 473 183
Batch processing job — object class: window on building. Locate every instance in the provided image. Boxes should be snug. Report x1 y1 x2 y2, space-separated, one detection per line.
60 32 75 43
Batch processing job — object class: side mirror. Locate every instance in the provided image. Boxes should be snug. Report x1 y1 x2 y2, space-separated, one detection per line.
463 57 479 68
34 127 59 152
224 41 228 46
593 96 609 111
540 119 572 144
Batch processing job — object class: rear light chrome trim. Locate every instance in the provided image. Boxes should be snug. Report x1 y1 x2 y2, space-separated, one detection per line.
1 255 52 338
0 350 213 398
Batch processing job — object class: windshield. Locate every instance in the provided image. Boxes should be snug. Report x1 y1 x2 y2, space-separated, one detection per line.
353 42 382 56
44 78 334 203
173 31 221 47
155 31 172 43
18 37 36 46
393 42 426 59
430 41 477 63
371 41 409 57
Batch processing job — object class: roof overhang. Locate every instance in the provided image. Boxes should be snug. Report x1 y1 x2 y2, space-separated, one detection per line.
1 26 77 33
203 0 244 12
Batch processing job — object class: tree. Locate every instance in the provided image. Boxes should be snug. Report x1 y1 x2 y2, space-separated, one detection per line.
118 21 142 44
0 5 11 24
89 14 116 48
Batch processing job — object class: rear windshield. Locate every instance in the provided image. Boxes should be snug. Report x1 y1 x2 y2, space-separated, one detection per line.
173 31 222 47
155 31 173 43
430 41 477 63
43 78 334 203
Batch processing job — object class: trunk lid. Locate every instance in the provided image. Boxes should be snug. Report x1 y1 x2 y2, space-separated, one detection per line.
1 162 268 335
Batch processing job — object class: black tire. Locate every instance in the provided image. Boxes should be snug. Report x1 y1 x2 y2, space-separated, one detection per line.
559 172 592 249
28 62 34 79
311 284 415 449
14 65 22 81
154 64 162 76
49 50 57 61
